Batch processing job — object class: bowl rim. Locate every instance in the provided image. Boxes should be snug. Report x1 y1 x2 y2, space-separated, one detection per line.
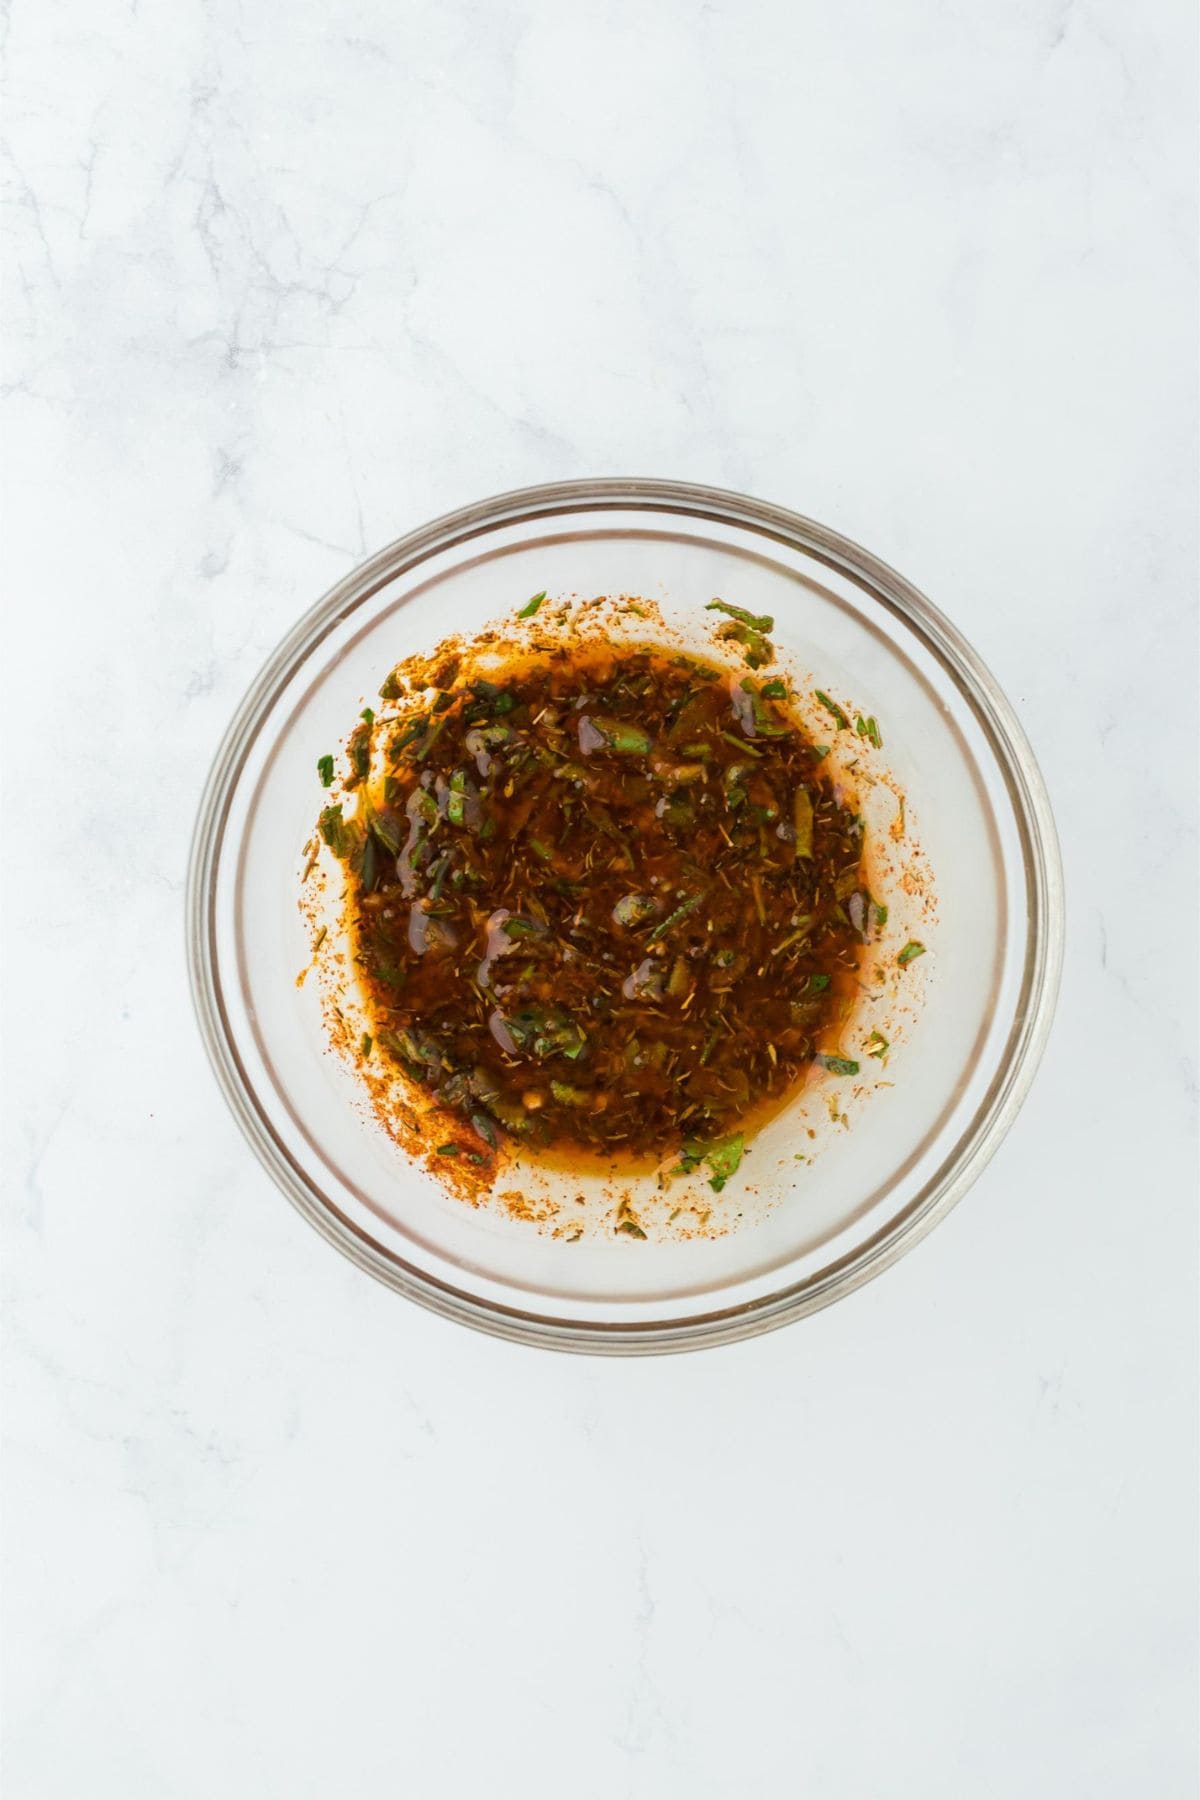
186 477 1065 1355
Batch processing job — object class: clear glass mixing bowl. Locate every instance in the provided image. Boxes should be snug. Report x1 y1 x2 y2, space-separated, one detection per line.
187 480 1063 1352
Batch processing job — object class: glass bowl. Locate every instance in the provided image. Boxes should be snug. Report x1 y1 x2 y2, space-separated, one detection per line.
187 480 1063 1353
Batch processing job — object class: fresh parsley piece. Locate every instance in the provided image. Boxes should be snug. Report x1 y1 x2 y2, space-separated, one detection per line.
318 804 348 856
703 1133 744 1192
674 1132 744 1192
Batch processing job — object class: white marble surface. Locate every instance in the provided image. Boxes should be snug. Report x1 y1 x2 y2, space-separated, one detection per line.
4 1 1197 1793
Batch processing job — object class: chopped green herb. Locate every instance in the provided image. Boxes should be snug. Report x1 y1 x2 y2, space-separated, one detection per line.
706 598 775 633
739 678 790 736
518 590 547 619
367 806 402 857
814 691 850 730
504 1004 588 1061
814 1053 859 1076
866 1031 889 1059
415 715 448 763
389 715 428 757
428 852 452 902
317 754 334 787
646 890 705 942
318 804 348 857
409 788 436 830
503 917 542 938
436 1142 461 1157
360 707 375 725
897 940 926 967
703 1133 744 1192
716 619 774 668
672 1132 745 1191
587 716 653 754
760 679 787 699
347 720 372 782
446 768 469 828
361 1033 373 1059
469 679 516 717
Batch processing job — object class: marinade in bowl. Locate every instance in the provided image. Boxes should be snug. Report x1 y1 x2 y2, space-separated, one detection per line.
302 587 929 1237
313 632 878 1191
189 480 1062 1351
